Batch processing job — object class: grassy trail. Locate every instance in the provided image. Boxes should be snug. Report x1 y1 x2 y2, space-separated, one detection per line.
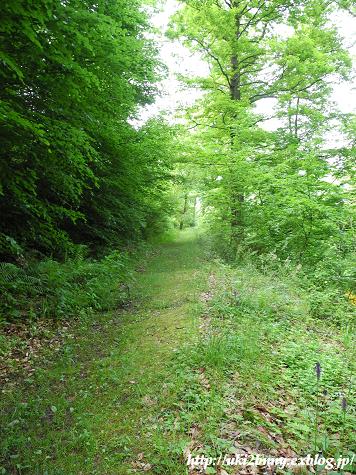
1 230 355 475
1 230 212 474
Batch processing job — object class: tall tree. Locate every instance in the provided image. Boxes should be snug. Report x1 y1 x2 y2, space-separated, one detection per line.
169 0 353 265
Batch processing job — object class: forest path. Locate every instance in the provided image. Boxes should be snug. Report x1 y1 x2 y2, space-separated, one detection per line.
2 229 214 474
2 230 354 475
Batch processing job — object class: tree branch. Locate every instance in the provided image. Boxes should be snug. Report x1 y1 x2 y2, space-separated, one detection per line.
189 37 231 88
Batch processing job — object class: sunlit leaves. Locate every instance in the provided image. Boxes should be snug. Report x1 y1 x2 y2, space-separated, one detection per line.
172 0 354 271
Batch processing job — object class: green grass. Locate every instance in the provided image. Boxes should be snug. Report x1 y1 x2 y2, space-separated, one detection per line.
0 229 210 474
184 257 356 471
0 229 355 474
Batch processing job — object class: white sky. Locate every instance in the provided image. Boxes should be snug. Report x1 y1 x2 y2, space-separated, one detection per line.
138 0 356 128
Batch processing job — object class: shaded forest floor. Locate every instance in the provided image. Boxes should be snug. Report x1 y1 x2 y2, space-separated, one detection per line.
0 230 355 474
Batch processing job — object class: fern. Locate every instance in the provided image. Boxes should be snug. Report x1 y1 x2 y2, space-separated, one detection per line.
0 251 134 323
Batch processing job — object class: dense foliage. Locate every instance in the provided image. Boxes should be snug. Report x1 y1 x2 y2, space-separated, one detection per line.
169 0 355 292
0 0 173 260
0 250 134 323
1 0 354 327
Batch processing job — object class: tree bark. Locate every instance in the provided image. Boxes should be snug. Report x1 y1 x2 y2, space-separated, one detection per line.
229 5 244 239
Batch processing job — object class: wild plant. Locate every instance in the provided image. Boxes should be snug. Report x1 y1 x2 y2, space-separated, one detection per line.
314 362 322 453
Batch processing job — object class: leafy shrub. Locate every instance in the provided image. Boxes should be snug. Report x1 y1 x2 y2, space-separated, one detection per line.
0 251 133 324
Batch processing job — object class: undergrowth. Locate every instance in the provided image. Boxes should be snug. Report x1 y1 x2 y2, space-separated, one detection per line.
0 250 135 325
0 232 354 474
201 227 356 327
166 250 356 472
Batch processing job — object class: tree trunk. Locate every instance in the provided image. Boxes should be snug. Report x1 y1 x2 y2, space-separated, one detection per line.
192 195 197 226
229 6 244 239
179 193 188 230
